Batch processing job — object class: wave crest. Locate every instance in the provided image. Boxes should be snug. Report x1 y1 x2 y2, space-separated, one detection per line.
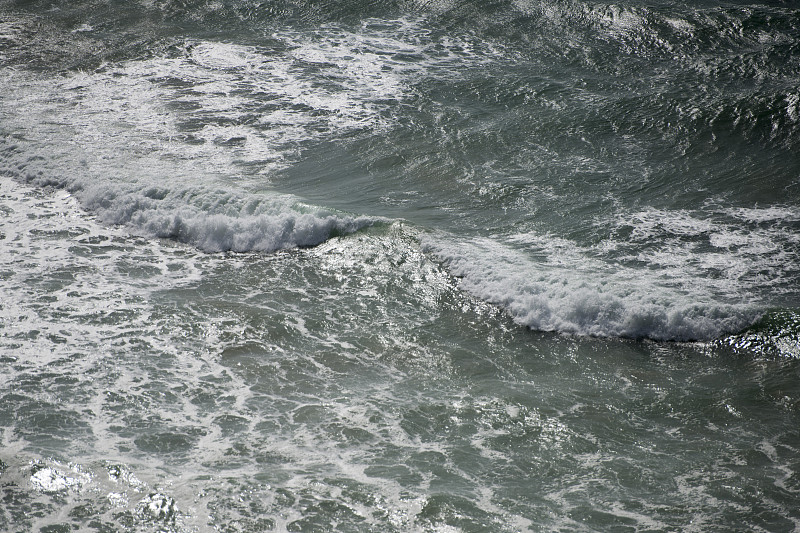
81 185 377 252
425 235 760 341
2 140 378 253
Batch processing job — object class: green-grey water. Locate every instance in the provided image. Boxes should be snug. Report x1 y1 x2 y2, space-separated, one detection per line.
1 0 799 531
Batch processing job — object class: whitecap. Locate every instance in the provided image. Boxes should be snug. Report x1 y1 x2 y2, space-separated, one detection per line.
425 233 760 341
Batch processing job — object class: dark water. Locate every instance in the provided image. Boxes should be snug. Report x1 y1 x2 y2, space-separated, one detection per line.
1 0 799 531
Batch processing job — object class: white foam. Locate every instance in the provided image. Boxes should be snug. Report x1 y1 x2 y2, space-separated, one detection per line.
76 183 378 252
724 205 800 224
454 207 798 343
605 207 800 296
30 464 92 493
786 93 800 123
425 232 760 341
0 59 384 253
0 137 378 252
665 16 695 34
0 19 498 252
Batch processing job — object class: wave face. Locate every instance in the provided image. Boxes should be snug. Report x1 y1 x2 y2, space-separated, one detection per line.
0 134 377 252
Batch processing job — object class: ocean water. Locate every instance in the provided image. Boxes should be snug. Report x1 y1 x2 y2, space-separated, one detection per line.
1 0 799 531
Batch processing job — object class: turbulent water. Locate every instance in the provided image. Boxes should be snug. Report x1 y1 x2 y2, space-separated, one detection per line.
1 0 799 531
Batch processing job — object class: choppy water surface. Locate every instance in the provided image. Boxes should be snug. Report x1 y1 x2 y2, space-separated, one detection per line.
1 0 799 531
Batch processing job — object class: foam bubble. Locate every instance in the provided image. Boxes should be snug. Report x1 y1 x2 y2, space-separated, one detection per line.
724 205 800 224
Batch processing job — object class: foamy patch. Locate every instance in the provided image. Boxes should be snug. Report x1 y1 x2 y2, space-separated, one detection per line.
0 18 501 252
724 205 800 224
273 17 505 96
30 463 92 493
665 16 695 34
604 207 800 296
786 93 800 123
593 4 647 38
425 233 759 341
7 457 195 532
0 21 438 189
0 140 378 252
78 184 379 253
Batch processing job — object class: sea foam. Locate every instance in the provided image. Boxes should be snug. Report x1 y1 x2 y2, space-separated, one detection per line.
0 38 393 254
78 184 378 253
1 138 378 253
425 234 760 341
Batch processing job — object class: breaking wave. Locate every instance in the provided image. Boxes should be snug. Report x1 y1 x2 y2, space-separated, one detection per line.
425 233 761 341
